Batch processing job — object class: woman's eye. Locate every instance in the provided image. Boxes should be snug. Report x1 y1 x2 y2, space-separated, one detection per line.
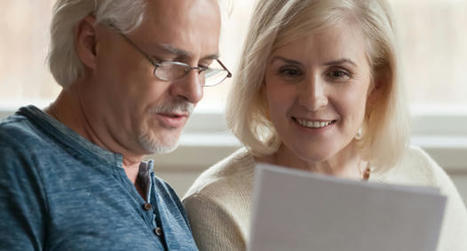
278 67 303 78
326 69 351 81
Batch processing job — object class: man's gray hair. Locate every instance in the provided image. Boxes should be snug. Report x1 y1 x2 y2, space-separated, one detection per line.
48 0 146 88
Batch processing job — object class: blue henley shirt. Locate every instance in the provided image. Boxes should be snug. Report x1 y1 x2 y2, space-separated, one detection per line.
0 105 198 250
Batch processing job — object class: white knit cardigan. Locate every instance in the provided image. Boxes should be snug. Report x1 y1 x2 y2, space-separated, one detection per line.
183 146 467 251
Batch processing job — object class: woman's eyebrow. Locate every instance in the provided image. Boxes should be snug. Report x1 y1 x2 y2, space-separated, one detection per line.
270 56 302 65
323 58 357 67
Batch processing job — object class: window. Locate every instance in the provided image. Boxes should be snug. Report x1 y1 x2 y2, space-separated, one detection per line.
1 0 466 171
0 1 57 107
391 0 467 106
2 1 466 107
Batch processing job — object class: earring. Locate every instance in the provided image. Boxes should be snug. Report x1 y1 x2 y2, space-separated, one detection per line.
355 127 363 140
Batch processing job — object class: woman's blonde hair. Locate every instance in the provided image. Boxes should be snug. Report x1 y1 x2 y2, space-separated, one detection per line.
226 0 409 169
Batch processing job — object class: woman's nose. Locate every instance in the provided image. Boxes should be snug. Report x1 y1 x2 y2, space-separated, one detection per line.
297 75 328 111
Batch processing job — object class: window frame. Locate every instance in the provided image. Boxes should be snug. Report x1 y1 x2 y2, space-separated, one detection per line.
1 103 467 174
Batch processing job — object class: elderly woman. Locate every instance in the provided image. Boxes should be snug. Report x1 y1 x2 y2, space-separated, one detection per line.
183 0 467 250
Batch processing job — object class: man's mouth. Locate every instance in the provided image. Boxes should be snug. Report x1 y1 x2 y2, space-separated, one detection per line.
155 112 189 128
159 112 188 118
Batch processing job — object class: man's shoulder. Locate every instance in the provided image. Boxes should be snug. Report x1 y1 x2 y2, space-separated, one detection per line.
153 175 178 197
152 174 185 207
0 112 46 151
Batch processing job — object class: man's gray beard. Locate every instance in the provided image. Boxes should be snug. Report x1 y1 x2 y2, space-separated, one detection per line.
138 99 193 154
138 131 180 154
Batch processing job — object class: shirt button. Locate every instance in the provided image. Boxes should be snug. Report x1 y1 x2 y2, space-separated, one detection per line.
154 227 162 236
143 203 152 211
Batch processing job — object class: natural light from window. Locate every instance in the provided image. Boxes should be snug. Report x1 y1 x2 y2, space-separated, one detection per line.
1 0 466 112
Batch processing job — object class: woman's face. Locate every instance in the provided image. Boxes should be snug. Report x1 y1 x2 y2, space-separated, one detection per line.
264 22 374 165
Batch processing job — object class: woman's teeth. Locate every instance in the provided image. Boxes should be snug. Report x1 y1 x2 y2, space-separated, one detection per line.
296 119 334 128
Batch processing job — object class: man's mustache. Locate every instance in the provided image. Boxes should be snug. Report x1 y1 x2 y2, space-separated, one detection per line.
149 100 194 115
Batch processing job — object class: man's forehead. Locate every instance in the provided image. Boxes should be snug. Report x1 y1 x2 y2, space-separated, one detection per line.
136 0 221 60
144 0 221 32
157 43 219 60
146 0 220 20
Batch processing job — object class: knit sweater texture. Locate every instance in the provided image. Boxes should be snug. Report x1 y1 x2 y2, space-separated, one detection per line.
183 146 467 251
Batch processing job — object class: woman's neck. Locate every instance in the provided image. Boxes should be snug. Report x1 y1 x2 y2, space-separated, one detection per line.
261 143 369 180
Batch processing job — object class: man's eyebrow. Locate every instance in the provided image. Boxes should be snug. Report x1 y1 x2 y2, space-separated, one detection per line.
323 58 357 67
202 54 220 60
158 43 190 57
158 43 219 60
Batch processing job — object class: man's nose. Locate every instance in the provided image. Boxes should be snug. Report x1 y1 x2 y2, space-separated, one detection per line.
170 70 204 104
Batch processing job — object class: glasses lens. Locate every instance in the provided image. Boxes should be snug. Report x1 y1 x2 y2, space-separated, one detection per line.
204 69 229 87
154 62 188 81
153 60 231 87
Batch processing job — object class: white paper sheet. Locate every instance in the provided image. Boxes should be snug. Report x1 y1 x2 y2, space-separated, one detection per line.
248 163 447 251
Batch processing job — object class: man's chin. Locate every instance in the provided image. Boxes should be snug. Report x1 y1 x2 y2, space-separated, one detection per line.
151 142 179 154
138 134 180 154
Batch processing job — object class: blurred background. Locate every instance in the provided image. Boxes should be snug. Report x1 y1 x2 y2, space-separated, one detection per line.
1 0 466 202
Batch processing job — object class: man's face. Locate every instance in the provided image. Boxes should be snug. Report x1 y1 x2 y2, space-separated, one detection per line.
85 0 221 155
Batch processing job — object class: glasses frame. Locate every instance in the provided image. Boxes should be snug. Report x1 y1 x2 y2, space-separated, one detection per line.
117 31 232 87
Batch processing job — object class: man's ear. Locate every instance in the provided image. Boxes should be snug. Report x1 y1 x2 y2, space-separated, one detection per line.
75 16 98 70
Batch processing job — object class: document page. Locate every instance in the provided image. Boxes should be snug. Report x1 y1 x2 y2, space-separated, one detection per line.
248 164 447 251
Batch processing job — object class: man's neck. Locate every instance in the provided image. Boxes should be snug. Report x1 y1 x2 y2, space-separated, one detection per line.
45 85 144 183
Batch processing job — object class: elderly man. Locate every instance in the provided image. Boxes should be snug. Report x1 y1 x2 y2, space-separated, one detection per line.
0 0 230 250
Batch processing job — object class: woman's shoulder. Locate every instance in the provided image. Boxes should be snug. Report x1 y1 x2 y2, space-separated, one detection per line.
402 145 438 167
183 147 256 202
195 147 256 182
380 145 454 190
397 148 467 251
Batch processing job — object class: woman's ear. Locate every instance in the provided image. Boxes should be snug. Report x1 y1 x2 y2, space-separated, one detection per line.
366 71 387 115
75 16 98 70
368 65 389 98
367 79 379 104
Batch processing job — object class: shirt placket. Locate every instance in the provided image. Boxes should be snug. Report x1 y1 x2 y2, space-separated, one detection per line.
145 161 167 250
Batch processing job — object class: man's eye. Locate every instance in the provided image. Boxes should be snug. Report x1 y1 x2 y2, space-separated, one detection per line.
199 60 214 69
198 65 209 71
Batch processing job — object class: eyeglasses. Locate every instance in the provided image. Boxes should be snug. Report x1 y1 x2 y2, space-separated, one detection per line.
118 32 232 87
